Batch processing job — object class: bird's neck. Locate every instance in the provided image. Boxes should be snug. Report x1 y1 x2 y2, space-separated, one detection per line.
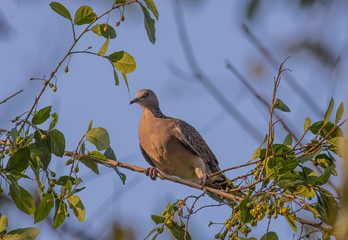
143 107 167 119
154 108 167 118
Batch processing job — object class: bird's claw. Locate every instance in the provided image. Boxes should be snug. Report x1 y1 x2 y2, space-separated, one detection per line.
145 167 158 180
200 173 211 189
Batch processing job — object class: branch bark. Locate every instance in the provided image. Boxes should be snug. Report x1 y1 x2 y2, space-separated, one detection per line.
64 151 243 202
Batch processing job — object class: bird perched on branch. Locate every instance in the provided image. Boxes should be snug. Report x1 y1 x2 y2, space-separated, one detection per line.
130 89 229 189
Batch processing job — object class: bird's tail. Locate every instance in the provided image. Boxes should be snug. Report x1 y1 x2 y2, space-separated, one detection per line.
210 174 244 197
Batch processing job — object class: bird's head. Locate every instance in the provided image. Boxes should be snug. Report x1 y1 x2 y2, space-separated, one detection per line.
129 89 160 110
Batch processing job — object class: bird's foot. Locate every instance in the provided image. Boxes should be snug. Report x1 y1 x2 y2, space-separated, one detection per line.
200 173 211 189
145 167 159 180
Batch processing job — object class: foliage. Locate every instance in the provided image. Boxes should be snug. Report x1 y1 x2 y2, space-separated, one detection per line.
0 0 158 239
143 62 348 240
0 1 347 240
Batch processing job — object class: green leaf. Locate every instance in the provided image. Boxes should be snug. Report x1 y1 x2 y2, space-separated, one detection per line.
10 186 35 215
166 202 177 214
284 214 297 232
335 102 344 125
49 2 72 21
109 51 123 62
166 222 191 240
103 147 117 161
318 166 331 185
315 154 332 168
274 98 290 112
247 0 260 20
144 227 160 240
99 24 116 39
122 73 130 93
207 192 225 203
86 127 110 151
70 187 86 196
52 201 67 229
297 148 321 163
65 179 72 192
317 190 337 226
6 147 30 172
90 151 108 161
250 135 268 162
104 147 126 184
309 121 343 139
87 120 93 132
98 37 110 57
144 0 159 20
3 227 39 240
109 51 136 74
250 146 261 162
67 196 85 222
283 134 292 147
260 232 278 240
324 97 334 125
304 117 311 132
240 199 253 223
115 0 127 3
74 6 96 25
80 156 99 174
151 215 165 224
7 175 20 198
54 176 76 186
34 193 54 223
293 185 312 198
91 24 101 36
278 159 298 174
140 3 156 44
10 171 31 180
32 106 52 125
306 204 321 217
48 129 65 157
0 215 8 232
10 128 18 149
329 136 346 155
113 64 119 86
29 143 51 169
49 112 58 131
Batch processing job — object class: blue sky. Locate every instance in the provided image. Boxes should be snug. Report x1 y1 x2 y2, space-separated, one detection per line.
1 0 347 239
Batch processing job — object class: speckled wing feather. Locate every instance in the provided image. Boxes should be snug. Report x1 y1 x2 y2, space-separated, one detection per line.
139 143 156 167
175 120 221 173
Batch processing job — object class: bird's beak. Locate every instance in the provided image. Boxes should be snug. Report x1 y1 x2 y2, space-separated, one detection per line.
129 98 140 105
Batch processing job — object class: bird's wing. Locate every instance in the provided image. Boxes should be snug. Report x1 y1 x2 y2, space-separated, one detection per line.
174 120 221 173
139 143 156 167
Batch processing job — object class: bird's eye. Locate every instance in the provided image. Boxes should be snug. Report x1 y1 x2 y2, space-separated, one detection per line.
146 93 150 96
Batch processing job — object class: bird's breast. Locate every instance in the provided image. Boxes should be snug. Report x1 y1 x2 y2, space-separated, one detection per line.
138 115 204 181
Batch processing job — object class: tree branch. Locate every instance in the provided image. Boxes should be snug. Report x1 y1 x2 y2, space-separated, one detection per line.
0 90 23 105
171 0 263 141
225 60 300 143
242 23 323 117
63 151 243 202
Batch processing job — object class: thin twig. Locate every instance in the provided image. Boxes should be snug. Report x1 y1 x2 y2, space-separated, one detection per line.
0 90 23 105
184 192 205 240
258 57 290 181
294 216 328 232
210 161 258 177
265 216 272 240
